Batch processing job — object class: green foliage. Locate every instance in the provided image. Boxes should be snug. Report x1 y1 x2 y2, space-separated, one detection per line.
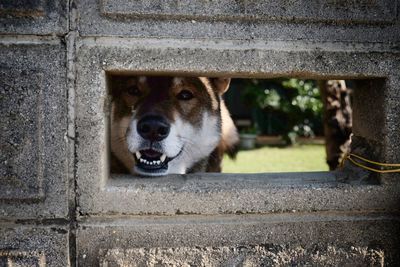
240 126 258 135
241 78 323 144
282 79 323 114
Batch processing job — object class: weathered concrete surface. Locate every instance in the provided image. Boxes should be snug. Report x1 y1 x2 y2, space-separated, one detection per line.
75 39 400 217
78 213 400 266
2 0 400 266
385 97 400 165
77 0 400 44
73 34 400 265
100 0 396 24
100 245 384 267
0 0 68 35
0 224 70 266
0 38 69 219
352 78 400 183
77 173 400 216
382 73 400 183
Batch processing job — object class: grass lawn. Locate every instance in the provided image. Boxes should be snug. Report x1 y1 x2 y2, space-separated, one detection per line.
222 144 329 173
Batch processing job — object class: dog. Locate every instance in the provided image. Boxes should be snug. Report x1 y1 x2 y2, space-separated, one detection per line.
109 76 239 176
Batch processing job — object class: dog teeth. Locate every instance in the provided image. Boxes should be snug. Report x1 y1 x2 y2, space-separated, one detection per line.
136 152 166 166
138 158 163 166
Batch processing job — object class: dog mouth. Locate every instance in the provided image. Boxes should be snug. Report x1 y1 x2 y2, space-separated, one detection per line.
133 148 182 176
134 149 168 170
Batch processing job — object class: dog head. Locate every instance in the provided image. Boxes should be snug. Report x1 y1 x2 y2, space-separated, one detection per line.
111 76 231 176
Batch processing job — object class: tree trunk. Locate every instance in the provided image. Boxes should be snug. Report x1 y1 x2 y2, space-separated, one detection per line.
319 80 353 170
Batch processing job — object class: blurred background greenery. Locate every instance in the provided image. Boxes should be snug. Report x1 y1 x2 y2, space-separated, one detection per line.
226 78 323 145
223 144 328 173
223 78 328 172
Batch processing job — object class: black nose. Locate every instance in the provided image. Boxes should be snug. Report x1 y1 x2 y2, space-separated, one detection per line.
137 115 170 142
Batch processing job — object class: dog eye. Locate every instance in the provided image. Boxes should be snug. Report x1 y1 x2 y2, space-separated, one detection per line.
176 90 194 101
127 86 141 96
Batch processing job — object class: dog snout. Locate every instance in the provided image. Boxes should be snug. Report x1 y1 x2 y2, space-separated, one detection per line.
137 115 170 142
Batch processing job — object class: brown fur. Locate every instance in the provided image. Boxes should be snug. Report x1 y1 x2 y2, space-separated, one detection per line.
109 76 238 175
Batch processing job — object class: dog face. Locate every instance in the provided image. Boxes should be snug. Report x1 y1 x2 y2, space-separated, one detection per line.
111 76 231 176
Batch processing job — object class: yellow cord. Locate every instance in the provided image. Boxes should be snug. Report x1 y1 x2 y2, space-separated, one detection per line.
342 153 400 173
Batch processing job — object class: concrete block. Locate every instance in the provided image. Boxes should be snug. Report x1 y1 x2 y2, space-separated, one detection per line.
100 0 396 23
1 68 45 201
385 98 400 162
0 250 46 266
99 246 384 266
0 38 69 219
77 0 400 44
77 214 400 266
75 39 400 216
352 80 386 143
79 173 400 215
384 74 400 166
0 0 68 35
382 97 400 183
2 1 399 265
351 77 400 183
76 37 399 76
350 79 386 182
0 224 69 266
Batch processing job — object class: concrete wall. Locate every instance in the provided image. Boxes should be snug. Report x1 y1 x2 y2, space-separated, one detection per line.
1 0 399 266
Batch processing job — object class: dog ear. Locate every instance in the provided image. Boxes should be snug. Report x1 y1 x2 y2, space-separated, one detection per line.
210 78 231 94
109 75 128 98
109 76 137 98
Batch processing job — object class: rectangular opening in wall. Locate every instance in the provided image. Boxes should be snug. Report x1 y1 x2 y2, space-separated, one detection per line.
106 73 384 183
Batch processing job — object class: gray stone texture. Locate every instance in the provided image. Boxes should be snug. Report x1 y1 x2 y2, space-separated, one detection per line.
0 0 68 35
1 0 400 266
101 0 396 24
100 246 384 266
78 173 400 216
0 38 69 219
0 224 70 266
383 73 400 183
1 68 45 201
78 214 399 266
77 0 400 44
76 39 400 217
